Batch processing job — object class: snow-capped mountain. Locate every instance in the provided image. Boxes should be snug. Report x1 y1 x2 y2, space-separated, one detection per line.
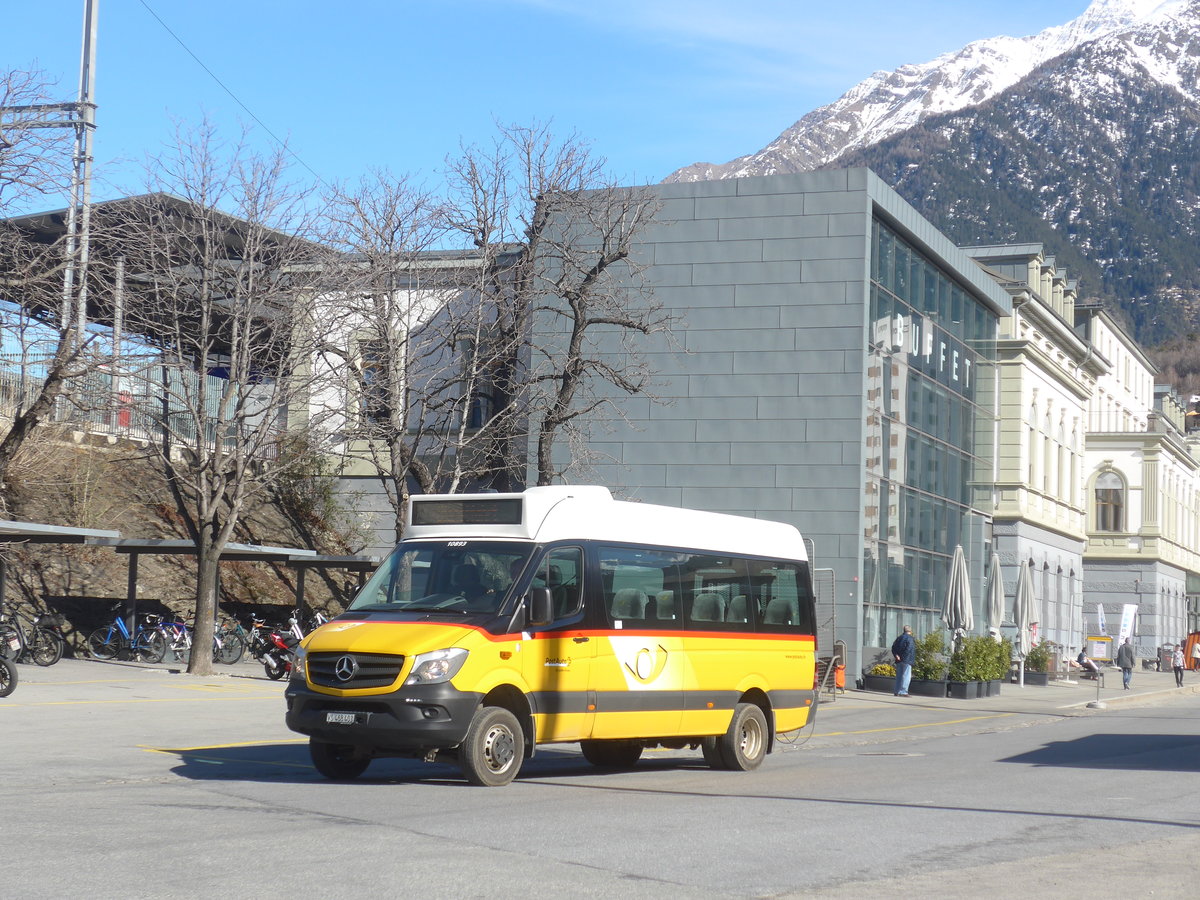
665 0 1200 343
666 0 1196 182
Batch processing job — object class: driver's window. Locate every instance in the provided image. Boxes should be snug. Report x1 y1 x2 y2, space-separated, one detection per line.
533 548 582 619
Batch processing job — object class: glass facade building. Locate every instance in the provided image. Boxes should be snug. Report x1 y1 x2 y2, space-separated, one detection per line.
863 218 998 645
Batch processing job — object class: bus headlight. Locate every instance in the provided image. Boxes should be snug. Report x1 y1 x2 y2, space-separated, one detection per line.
290 646 307 681
405 648 468 685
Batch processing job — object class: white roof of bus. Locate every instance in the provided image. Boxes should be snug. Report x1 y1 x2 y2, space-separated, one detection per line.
405 485 807 562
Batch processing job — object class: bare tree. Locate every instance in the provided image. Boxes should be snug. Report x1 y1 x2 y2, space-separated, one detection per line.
0 68 99 507
0 69 73 211
443 122 669 486
108 122 327 674
318 171 532 543
315 171 448 543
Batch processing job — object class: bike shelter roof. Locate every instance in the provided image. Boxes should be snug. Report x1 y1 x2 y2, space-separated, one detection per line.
0 524 378 621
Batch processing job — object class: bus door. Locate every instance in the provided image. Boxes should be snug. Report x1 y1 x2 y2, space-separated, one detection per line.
520 547 595 742
589 547 684 740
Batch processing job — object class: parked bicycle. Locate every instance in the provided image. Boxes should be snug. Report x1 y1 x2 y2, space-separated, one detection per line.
87 610 167 664
159 616 244 665
213 619 246 665
0 605 65 667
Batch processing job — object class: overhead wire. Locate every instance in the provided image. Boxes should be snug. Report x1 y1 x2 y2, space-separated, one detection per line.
135 0 327 187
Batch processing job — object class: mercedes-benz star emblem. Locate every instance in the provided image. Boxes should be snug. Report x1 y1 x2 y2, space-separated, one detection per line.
334 655 358 682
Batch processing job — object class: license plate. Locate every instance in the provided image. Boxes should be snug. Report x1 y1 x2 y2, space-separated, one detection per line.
325 712 356 725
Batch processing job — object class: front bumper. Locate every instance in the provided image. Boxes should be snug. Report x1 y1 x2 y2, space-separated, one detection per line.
285 680 482 753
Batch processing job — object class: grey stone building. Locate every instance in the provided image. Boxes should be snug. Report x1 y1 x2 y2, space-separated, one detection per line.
538 168 1013 674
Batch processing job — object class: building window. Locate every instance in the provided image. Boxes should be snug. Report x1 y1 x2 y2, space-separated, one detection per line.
1095 471 1125 532
358 340 392 427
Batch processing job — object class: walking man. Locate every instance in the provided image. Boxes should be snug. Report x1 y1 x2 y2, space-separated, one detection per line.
891 624 915 697
1173 644 1186 687
1116 636 1135 691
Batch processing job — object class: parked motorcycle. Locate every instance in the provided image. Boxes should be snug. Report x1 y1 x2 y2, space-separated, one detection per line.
247 616 300 680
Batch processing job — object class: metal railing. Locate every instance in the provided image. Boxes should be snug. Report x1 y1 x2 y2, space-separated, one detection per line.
0 353 281 457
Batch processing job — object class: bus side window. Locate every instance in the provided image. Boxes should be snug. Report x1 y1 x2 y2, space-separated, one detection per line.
539 548 583 620
599 548 677 626
755 562 811 632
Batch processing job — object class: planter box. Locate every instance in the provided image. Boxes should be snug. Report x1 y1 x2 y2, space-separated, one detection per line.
861 674 895 693
985 679 1002 697
909 678 947 698
947 680 982 699
1017 671 1050 686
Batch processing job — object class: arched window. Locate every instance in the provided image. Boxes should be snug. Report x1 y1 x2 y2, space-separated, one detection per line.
1095 471 1125 532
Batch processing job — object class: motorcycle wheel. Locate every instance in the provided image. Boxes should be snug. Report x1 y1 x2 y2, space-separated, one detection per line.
264 659 287 680
0 656 16 696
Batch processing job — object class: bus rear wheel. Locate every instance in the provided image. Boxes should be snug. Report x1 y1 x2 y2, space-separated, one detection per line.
580 739 643 768
460 706 524 786
708 703 767 771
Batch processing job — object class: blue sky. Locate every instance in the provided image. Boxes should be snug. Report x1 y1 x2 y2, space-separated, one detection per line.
3 1 1089 210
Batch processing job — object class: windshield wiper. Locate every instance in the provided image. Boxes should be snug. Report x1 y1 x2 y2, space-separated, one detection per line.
402 606 471 615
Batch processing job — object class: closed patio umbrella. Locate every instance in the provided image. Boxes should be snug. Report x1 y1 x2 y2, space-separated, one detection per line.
1013 559 1036 685
1013 559 1035 657
941 544 973 650
985 551 1005 639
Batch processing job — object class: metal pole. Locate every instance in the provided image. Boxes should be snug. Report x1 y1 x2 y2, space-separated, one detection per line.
62 0 99 340
73 0 98 339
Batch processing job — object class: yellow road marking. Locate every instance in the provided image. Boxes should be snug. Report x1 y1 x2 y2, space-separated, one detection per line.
0 694 281 708
814 712 1013 736
141 738 307 752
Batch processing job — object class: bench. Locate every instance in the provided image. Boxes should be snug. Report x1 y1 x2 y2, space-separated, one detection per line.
1068 660 1105 686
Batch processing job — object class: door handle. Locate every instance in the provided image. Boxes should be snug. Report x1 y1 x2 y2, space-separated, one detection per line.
572 636 590 643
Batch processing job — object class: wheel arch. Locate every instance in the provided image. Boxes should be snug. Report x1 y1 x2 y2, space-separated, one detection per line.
481 683 535 758
737 687 775 754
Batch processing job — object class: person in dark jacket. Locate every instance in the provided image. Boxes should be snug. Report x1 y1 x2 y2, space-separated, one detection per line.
1115 637 1135 690
891 625 915 696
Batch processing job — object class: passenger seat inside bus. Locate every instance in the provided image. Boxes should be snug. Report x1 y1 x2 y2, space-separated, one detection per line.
690 592 726 623
726 595 749 623
611 588 648 621
763 596 798 625
653 591 676 620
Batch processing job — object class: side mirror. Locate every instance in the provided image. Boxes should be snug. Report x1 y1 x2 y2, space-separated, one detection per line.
527 587 553 627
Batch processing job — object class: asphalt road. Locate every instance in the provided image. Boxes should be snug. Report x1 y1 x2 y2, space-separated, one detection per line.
3 659 1199 899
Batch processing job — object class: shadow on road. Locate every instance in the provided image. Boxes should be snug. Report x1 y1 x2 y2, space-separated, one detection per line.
1001 733 1200 772
157 742 707 784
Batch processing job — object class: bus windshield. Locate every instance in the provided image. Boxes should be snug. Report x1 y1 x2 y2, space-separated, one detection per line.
347 541 532 616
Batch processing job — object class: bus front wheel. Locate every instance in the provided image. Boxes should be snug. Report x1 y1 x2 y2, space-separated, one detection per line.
460 706 524 786
707 703 767 771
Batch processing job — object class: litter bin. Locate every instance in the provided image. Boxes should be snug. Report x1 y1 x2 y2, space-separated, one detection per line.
1159 645 1175 672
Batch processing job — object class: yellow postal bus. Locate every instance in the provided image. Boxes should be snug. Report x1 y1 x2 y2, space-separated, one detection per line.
285 486 817 785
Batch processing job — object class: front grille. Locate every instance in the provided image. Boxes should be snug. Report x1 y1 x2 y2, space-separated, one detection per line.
308 652 405 689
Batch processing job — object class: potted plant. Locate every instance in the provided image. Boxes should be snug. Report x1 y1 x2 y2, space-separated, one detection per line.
910 629 948 697
861 662 895 693
947 635 991 699
1021 639 1053 685
983 637 1011 696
